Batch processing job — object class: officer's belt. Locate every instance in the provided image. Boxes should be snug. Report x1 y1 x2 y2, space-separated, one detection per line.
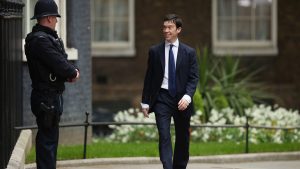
32 83 63 94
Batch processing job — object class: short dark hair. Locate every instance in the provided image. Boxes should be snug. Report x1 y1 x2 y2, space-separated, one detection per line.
163 14 183 28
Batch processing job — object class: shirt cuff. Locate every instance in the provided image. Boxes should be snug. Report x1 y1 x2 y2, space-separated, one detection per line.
182 94 191 104
140 103 149 109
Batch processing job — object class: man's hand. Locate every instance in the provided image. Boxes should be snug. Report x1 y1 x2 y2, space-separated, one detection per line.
142 108 149 118
178 98 189 111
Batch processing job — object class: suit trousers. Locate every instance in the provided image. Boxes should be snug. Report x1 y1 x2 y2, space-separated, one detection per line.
153 89 191 169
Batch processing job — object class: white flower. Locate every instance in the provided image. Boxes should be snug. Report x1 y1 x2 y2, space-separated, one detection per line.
203 133 209 142
106 105 300 143
128 108 134 114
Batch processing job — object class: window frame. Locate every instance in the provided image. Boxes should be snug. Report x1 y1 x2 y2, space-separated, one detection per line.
91 0 135 57
212 0 278 56
22 0 78 61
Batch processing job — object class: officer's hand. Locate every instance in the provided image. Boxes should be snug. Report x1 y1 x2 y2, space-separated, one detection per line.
68 69 80 82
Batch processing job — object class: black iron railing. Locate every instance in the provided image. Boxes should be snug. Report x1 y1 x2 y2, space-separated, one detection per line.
15 112 300 159
0 0 24 168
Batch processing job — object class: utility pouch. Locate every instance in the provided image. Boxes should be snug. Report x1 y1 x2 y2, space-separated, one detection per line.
40 102 56 128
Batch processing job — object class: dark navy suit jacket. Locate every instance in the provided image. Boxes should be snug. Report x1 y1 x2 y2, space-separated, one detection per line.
142 41 199 113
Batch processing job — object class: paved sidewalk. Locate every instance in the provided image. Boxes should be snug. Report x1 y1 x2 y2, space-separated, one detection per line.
58 161 300 169
25 152 300 169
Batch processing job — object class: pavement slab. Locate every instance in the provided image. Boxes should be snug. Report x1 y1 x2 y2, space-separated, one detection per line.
57 161 300 169
25 152 300 169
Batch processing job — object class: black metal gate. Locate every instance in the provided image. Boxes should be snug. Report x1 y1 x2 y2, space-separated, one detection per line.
0 0 24 168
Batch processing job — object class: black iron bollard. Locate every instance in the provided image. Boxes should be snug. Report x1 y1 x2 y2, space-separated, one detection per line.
83 112 89 159
245 116 249 153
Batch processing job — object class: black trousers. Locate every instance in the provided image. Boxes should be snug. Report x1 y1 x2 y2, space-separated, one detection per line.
31 89 63 169
153 89 191 169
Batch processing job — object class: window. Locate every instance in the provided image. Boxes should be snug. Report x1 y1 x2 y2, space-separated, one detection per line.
22 0 78 61
212 0 277 56
91 0 135 57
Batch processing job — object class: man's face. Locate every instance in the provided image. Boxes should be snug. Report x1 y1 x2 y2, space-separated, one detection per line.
163 20 181 43
47 16 57 30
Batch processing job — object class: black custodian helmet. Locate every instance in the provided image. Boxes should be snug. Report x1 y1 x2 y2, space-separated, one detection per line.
31 0 61 20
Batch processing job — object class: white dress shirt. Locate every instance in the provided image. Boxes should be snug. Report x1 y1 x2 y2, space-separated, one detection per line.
161 39 179 89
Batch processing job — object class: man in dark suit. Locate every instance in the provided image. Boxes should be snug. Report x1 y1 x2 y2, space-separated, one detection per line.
141 14 199 169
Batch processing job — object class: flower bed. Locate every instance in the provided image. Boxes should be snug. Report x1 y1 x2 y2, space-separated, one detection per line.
107 105 300 144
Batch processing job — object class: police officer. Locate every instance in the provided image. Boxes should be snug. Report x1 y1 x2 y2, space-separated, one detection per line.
24 0 79 169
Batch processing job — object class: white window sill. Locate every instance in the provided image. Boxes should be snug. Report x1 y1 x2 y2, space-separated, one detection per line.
22 37 78 61
65 47 78 60
22 45 78 61
213 46 278 56
92 47 136 57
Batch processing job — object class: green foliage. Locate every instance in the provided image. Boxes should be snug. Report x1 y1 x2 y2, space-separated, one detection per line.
26 140 300 163
26 141 159 164
194 47 274 119
195 47 216 122
193 87 205 121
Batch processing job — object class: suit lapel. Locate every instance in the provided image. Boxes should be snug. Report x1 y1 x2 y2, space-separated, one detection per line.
176 43 184 71
159 42 165 70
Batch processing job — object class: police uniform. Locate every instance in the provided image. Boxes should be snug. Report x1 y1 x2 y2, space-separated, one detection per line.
24 1 78 169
